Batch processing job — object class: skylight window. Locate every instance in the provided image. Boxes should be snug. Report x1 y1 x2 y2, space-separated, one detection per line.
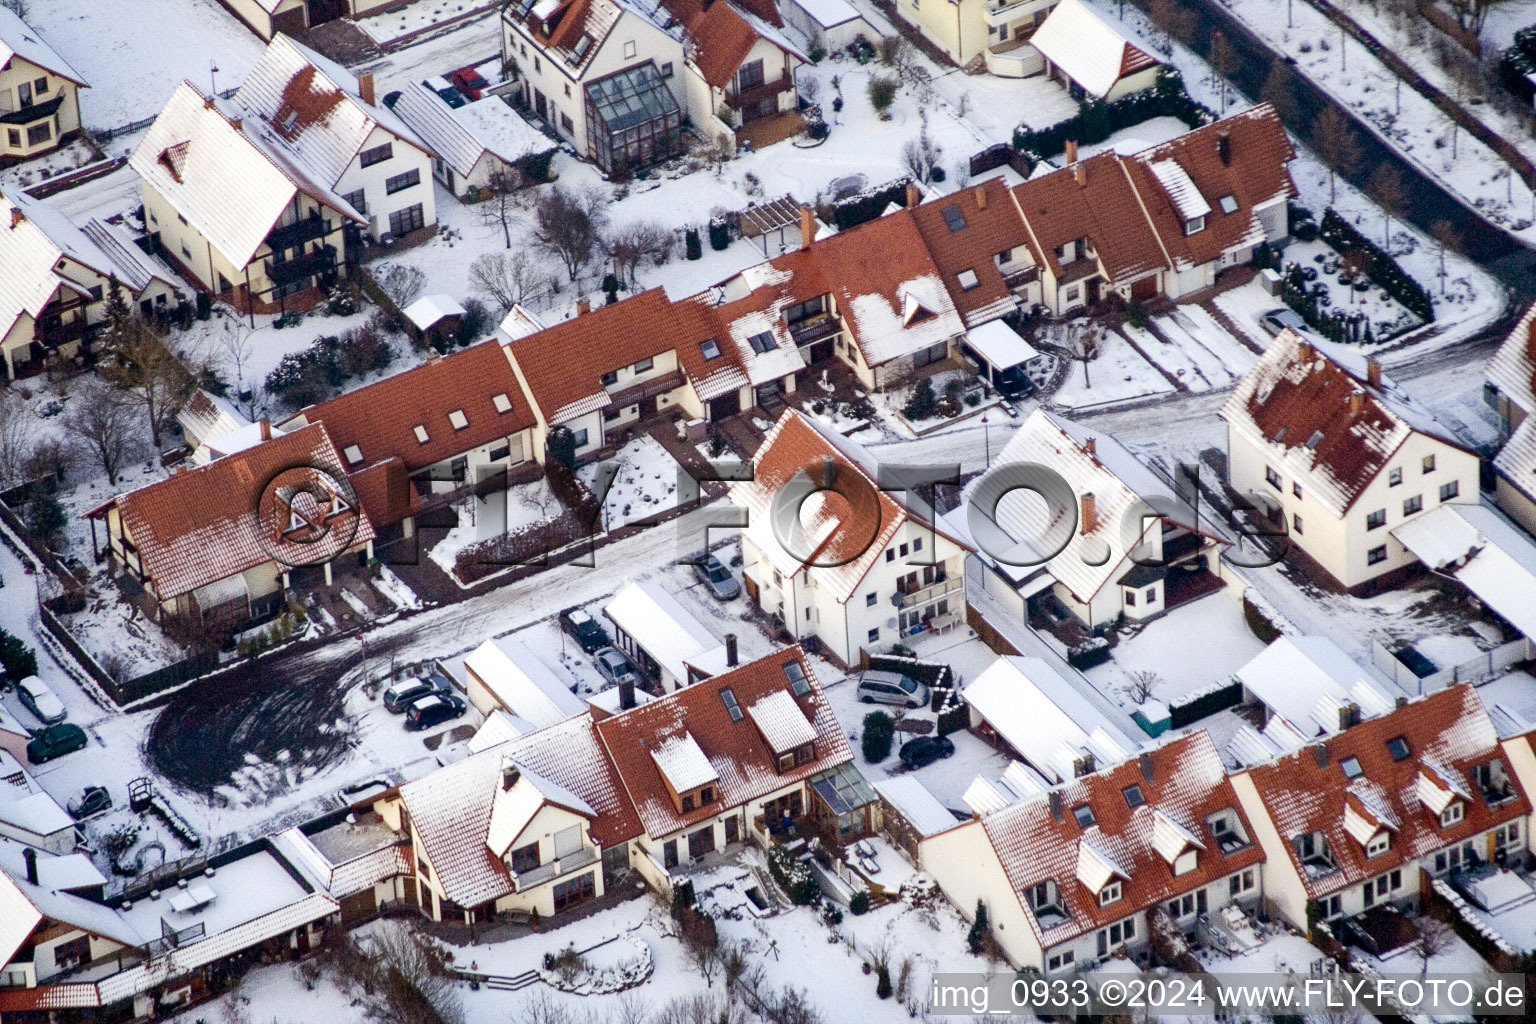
1218 195 1238 214
748 331 777 354
700 338 721 360
1341 756 1363 778
280 109 299 132
343 444 363 465
572 35 592 60
1073 804 1096 828
493 392 513 413
1271 426 1287 444
1387 736 1410 761
783 660 810 697
941 205 966 232
413 425 429 444
1304 430 1324 450
720 686 743 722
956 268 979 291
448 409 469 430
1122 784 1145 808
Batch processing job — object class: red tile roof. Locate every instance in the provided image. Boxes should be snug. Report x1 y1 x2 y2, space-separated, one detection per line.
346 457 422 528
285 341 535 473
684 2 767 89
1011 153 1167 284
595 647 850 839
1240 684 1529 900
979 731 1264 948
909 177 1032 325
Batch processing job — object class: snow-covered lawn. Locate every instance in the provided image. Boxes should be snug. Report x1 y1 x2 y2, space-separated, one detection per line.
27 0 267 131
1280 238 1424 339
583 435 686 529
1483 0 1536 51
358 0 494 44
1052 326 1175 410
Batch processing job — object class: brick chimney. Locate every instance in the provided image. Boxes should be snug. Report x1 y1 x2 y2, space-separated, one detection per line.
576 296 591 316
230 117 242 131
905 181 921 208
1365 357 1381 388
618 677 636 710
1083 436 1096 459
1348 389 1365 418
9 207 22 229
1064 139 1078 164
1217 129 1231 166
1072 163 1086 187
974 185 987 210
1080 492 1097 534
724 632 738 667
357 71 376 107
259 419 272 440
204 94 216 110
799 204 815 250
1296 339 1315 363
1048 790 1063 822
501 762 520 791
1139 751 1154 782
22 847 37 885
1312 743 1329 768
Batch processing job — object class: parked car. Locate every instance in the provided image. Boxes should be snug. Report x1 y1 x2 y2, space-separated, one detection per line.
855 670 929 708
1257 308 1307 337
383 673 454 713
593 646 641 689
67 785 112 820
447 66 489 100
693 554 741 601
422 75 465 107
27 723 87 764
899 735 955 770
16 676 66 725
404 693 468 731
560 608 610 653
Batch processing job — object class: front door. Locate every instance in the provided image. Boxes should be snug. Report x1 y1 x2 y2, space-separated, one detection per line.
638 395 658 419
534 90 547 119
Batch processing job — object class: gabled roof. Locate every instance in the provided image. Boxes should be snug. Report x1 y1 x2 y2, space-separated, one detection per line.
908 178 1033 326
1486 300 1536 419
1239 685 1529 899
463 635 586 728
520 0 625 74
978 731 1264 948
234 34 429 186
91 423 375 601
0 7 87 86
603 580 726 682
595 647 851 839
0 839 143 969
1011 153 1167 284
0 191 106 345
1220 330 1470 517
390 84 554 179
1493 417 1536 504
129 82 365 271
1030 0 1158 99
678 0 805 89
282 341 535 473
486 757 597 856
78 218 181 297
1234 635 1400 737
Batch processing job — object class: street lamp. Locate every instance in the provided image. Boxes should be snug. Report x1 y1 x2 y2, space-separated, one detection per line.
982 413 991 468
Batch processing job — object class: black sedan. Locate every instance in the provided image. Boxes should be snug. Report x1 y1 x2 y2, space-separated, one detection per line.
405 693 468 732
899 735 955 770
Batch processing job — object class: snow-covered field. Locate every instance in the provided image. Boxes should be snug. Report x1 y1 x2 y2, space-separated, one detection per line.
1053 326 1175 411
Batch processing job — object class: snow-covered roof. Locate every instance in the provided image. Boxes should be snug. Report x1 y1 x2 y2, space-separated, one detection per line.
467 708 538 752
746 689 818 753
650 732 719 793
486 757 596 856
177 390 252 451
965 319 1040 371
603 580 726 682
498 303 546 342
463 635 586 729
403 293 467 330
874 776 959 837
79 218 180 297
0 7 87 85
1030 0 1159 99
391 84 553 178
1392 501 1536 642
1486 300 1536 419
1493 417 1536 505
1146 159 1210 221
783 0 864 28
0 752 72 840
962 656 1135 783
0 840 142 967
962 761 1051 816
1235 635 1400 738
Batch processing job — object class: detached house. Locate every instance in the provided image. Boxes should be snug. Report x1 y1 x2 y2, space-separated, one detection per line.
0 190 181 379
731 409 973 666
923 731 1266 972
890 0 1058 67
1030 0 1160 101
1231 685 1529 937
0 8 87 163
390 83 556 200
1483 301 1536 535
1220 330 1478 591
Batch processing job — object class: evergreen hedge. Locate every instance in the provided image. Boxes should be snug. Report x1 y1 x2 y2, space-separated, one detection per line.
1318 208 1434 323
1012 68 1215 171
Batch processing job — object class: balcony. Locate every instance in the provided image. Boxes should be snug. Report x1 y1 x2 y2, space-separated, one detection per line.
724 75 794 111
0 94 65 125
788 313 841 347
983 0 1048 27
1001 264 1039 290
265 213 334 252
511 845 599 892
34 317 89 348
265 245 337 288
893 574 963 609
607 368 686 406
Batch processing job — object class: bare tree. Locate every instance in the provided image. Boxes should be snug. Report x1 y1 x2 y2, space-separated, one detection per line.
468 250 551 314
1260 61 1300 124
900 125 943 185
1312 106 1362 204
97 315 195 450
0 0 29 19
1147 0 1197 46
1412 915 1452 978
1430 218 1462 296
533 185 609 284
375 262 426 309
1209 31 1240 113
1126 670 1161 704
1368 164 1406 248
0 390 35 490
1444 0 1490 33
69 380 137 485
608 220 674 289
217 322 259 419
1066 324 1103 389
478 169 526 249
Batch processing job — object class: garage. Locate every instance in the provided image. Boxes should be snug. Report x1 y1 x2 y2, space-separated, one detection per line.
1131 274 1158 301
708 391 741 421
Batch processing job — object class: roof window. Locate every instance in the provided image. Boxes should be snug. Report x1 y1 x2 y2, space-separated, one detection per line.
413 425 430 444
720 686 743 722
448 409 469 430
748 331 777 354
1122 784 1145 808
941 205 966 232
1218 195 1238 214
493 392 513 413
783 660 810 697
1073 804 1096 828
700 338 721 360
1341 756 1363 778
1387 736 1410 761
957 268 979 291
343 444 363 465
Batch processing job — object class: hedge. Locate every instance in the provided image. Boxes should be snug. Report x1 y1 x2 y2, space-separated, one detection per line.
1499 26 1536 100
1168 679 1242 728
1318 208 1434 322
0 629 38 681
828 176 913 231
767 844 820 905
1275 263 1375 345
1012 67 1215 172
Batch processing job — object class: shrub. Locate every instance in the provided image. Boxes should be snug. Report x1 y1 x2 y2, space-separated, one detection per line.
456 298 491 345
194 291 212 321
685 227 702 260
1125 300 1150 330
0 630 38 680
967 900 990 955
875 964 892 999
24 492 66 547
809 39 827 62
708 217 732 251
546 425 578 470
867 76 898 118
849 890 872 915
936 700 969 736
807 119 829 141
767 844 820 904
861 710 894 763
828 177 913 231
335 325 392 378
902 378 936 419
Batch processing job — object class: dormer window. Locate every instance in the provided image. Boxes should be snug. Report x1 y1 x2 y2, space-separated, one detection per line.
776 743 814 772
1026 879 1066 922
1441 802 1464 827
1098 881 1122 906
1365 832 1390 857
1294 830 1335 875
1183 215 1205 235
1207 809 1250 854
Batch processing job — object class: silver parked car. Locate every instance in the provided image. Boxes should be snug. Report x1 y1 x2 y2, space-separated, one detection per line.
17 676 66 725
855 670 929 709
593 646 641 689
693 554 741 601
1257 308 1307 338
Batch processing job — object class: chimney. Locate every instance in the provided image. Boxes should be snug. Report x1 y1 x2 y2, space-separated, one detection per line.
1311 743 1329 768
22 848 37 885
1139 751 1154 782
799 204 815 250
8 207 22 229
259 419 272 440
1338 703 1358 732
974 185 987 210
230 117 242 131
1064 139 1078 164
1080 492 1097 534
1395 695 1408 709
1365 358 1381 389
576 296 591 316
1217 130 1231 166
725 633 738 667
357 71 375 107
1348 389 1365 418
1073 753 1095 778
1072 163 1086 187
905 181 921 208
501 762 520 791
1083 436 1096 459
204 95 216 110
618 677 636 710
1296 339 1315 363
1048 790 1063 822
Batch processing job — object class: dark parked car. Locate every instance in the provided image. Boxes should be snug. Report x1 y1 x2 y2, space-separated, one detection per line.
27 723 88 764
383 673 454 713
67 786 112 820
899 735 955 770
560 608 610 653
693 554 741 601
1257 308 1307 338
447 66 489 100
405 693 468 731
422 75 465 107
